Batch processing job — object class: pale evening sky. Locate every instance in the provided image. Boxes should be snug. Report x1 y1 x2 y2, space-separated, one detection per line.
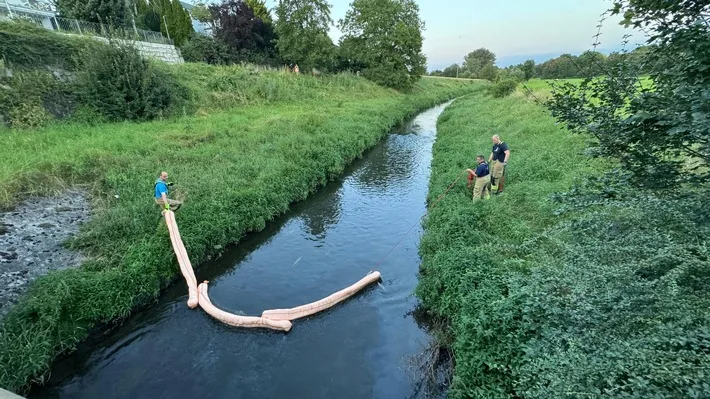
260 0 646 70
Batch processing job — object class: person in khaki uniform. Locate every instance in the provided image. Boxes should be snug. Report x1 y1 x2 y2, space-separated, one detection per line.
154 171 181 212
466 156 491 201
488 135 510 194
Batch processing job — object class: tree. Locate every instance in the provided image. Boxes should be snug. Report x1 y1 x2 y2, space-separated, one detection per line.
210 0 277 63
181 35 236 64
462 48 496 78
136 0 161 32
245 0 272 24
479 64 499 81
275 0 334 71
56 0 131 25
442 63 459 78
191 2 213 23
338 0 426 90
521 59 535 80
546 0 710 189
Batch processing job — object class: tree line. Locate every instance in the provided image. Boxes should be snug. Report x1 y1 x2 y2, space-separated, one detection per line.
429 46 650 81
55 0 428 91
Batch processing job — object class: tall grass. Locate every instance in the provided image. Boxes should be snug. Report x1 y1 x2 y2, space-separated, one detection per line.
0 73 482 393
416 91 710 397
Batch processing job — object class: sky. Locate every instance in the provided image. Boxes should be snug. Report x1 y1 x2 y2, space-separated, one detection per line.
261 0 647 71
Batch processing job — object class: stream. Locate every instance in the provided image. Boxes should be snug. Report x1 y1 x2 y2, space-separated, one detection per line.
29 101 453 399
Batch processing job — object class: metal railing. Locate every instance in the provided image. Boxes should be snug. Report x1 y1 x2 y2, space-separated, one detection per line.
0 5 173 45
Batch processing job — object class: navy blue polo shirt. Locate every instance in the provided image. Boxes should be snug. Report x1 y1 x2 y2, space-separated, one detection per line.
475 162 489 177
492 142 509 162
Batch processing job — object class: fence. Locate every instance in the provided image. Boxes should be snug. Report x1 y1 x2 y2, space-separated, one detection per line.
0 5 173 45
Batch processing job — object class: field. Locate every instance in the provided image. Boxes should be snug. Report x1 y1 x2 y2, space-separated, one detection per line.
416 91 710 397
0 66 482 393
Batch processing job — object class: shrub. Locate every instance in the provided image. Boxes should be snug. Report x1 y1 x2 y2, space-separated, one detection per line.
181 35 236 65
9 103 52 129
0 70 74 128
487 79 517 98
75 42 187 121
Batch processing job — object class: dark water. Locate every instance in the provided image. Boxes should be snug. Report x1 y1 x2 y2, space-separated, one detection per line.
29 102 452 399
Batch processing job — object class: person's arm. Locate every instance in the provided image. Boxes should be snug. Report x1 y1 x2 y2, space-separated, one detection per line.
488 152 493 163
503 149 510 164
466 168 478 177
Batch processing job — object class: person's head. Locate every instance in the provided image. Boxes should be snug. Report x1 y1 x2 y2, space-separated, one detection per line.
476 155 485 164
492 135 501 144
160 171 168 182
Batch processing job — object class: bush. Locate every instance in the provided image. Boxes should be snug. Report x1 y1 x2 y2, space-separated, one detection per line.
0 70 74 128
0 21 95 70
181 35 236 65
487 79 517 98
75 42 188 122
9 103 52 129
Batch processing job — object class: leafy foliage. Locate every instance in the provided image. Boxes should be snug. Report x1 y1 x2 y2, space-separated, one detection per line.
441 63 460 78
416 91 710 398
338 0 426 90
545 1 710 190
275 0 334 71
487 79 517 98
56 0 131 25
75 42 187 121
190 2 213 23
0 21 95 70
463 48 498 79
180 34 236 65
210 0 278 64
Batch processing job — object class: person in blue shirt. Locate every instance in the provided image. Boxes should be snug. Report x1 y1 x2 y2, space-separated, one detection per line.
466 156 491 201
154 171 181 212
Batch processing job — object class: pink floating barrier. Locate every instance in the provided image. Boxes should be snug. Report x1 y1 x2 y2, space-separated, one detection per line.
198 281 293 332
261 271 382 321
163 210 199 309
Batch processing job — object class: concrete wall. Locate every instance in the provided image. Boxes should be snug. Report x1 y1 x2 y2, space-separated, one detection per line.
90 36 184 64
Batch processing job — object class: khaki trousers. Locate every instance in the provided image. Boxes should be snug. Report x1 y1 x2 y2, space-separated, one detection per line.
473 174 491 200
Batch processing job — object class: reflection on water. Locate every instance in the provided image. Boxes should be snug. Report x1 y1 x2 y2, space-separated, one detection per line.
29 101 454 399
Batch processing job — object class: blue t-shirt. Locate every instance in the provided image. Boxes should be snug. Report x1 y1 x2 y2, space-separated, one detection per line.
154 180 168 199
475 162 490 177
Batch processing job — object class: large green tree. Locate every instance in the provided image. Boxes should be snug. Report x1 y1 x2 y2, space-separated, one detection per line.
338 0 426 90
462 48 497 79
275 0 334 71
56 0 132 25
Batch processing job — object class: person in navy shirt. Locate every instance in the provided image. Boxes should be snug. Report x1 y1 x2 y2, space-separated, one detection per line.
466 155 491 201
154 171 181 212
488 134 510 194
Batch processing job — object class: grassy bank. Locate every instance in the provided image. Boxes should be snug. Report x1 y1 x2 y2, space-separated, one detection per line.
0 70 482 393
416 92 710 397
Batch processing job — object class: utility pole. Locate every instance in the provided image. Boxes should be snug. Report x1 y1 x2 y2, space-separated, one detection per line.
163 15 170 40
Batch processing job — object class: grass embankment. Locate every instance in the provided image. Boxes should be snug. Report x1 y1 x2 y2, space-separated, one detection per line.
417 92 710 397
0 68 482 393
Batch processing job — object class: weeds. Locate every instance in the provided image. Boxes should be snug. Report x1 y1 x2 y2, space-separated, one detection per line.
416 89 710 397
0 75 481 393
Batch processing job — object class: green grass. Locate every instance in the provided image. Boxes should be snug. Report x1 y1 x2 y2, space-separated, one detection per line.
0 71 483 393
416 90 710 397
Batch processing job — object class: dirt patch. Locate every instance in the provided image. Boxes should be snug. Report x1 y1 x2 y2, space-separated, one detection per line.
0 190 90 319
